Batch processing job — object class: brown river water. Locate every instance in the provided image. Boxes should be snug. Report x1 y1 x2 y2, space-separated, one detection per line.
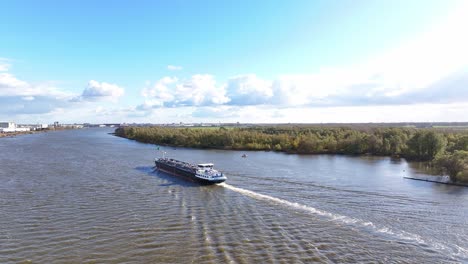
0 128 467 263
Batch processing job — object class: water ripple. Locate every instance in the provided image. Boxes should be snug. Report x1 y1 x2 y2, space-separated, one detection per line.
0 129 466 263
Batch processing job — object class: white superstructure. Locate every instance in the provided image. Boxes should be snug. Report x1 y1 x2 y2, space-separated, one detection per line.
195 163 227 182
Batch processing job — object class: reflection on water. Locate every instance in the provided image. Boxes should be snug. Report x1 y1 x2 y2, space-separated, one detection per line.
409 161 441 176
0 128 467 263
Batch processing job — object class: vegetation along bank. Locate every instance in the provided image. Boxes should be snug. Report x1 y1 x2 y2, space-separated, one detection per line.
115 126 468 183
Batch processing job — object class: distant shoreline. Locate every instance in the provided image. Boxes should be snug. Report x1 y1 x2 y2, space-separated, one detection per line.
0 127 79 138
0 131 41 138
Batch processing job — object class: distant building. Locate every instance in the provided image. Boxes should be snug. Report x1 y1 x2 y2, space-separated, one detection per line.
13 127 30 132
20 124 48 131
0 122 16 132
0 122 16 130
0 122 30 132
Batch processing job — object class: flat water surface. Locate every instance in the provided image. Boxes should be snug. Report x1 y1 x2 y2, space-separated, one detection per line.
1 128 467 263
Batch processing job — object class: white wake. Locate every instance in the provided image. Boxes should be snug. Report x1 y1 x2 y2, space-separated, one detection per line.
221 183 468 260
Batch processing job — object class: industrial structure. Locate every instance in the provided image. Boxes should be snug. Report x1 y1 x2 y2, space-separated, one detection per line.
0 122 30 132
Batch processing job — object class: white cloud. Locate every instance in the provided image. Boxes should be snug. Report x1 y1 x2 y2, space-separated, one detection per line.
0 70 129 120
220 67 468 108
217 3 468 108
0 72 75 116
0 73 30 95
0 64 129 122
141 76 177 107
227 5 468 107
140 74 229 108
78 80 124 101
167 65 183 71
0 72 72 99
0 63 9 72
3 2 468 124
175 74 229 106
226 74 273 105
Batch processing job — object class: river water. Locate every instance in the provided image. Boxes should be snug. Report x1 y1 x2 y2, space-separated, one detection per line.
1 128 467 263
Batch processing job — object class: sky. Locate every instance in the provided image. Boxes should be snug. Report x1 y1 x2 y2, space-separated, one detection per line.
1 0 468 124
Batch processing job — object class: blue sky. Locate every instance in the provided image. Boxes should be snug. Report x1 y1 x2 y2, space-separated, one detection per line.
1 0 467 123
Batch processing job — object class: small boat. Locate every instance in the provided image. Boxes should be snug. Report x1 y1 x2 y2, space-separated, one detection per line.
241 154 247 158
154 158 227 185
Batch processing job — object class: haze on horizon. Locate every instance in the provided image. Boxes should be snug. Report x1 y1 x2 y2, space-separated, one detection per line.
1 0 468 124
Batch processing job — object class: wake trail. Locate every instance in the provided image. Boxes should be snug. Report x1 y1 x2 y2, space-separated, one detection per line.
221 183 468 261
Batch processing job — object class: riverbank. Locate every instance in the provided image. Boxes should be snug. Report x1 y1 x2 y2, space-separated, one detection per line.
0 131 38 138
115 126 468 184
0 127 81 138
404 175 468 187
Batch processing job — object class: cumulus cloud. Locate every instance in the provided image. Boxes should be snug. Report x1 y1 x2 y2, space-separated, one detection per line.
140 76 177 107
75 80 124 101
167 65 183 71
0 72 72 99
218 67 467 108
0 68 128 120
125 8 468 121
226 74 273 105
225 8 468 108
0 72 75 116
271 69 468 107
207 4 468 109
0 64 129 122
175 74 229 106
137 59 468 120
0 73 30 95
4 2 468 123
153 26 468 110
140 74 229 108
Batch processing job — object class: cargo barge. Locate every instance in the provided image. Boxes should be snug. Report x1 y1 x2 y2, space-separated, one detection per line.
154 158 227 184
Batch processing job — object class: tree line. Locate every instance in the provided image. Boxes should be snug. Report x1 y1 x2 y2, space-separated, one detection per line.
115 126 468 183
